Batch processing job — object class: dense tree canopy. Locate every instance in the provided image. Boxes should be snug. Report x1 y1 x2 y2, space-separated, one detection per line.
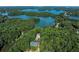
0 6 79 52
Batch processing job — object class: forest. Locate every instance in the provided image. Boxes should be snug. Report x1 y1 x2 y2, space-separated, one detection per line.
0 6 79 52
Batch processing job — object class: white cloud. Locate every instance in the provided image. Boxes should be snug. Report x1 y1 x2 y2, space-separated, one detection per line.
0 0 78 6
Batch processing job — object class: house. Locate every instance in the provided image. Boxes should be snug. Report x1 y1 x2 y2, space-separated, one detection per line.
30 33 40 47
55 23 60 28
76 29 79 34
35 33 40 41
30 41 39 47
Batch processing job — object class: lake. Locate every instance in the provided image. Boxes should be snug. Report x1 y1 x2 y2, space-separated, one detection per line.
69 16 79 20
0 7 79 27
21 9 64 15
8 15 55 27
35 17 55 27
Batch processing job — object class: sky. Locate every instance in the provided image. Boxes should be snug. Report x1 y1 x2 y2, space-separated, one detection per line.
0 0 79 6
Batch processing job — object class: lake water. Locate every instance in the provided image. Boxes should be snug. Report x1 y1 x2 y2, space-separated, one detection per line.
0 8 79 27
49 10 64 15
64 13 79 20
69 16 79 20
8 15 55 27
35 17 55 27
8 15 31 19
0 10 56 27
21 9 64 15
0 12 8 16
21 9 40 12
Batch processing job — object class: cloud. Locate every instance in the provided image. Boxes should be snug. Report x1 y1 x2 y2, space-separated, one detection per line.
0 0 78 6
